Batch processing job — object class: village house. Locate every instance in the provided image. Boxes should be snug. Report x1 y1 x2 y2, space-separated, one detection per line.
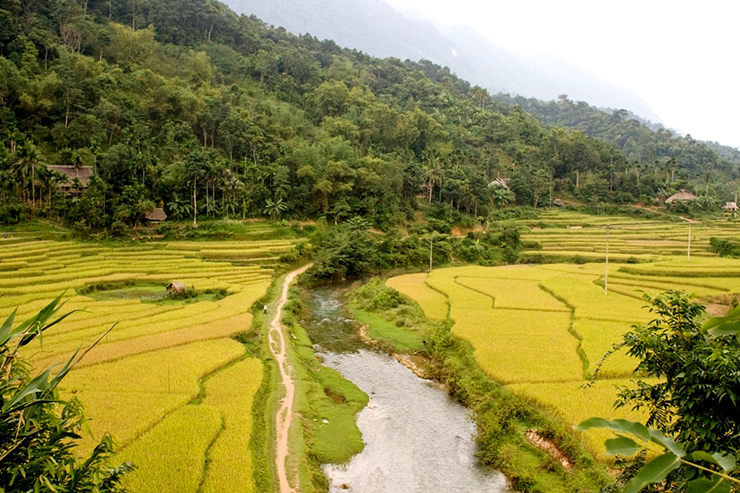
665 189 697 204
45 165 94 193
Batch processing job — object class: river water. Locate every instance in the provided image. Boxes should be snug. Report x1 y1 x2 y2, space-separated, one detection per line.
302 286 511 493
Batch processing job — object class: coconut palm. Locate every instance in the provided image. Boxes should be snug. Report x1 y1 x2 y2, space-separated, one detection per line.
422 156 444 203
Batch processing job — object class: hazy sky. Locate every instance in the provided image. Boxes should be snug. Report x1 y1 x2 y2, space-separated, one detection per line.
384 0 740 149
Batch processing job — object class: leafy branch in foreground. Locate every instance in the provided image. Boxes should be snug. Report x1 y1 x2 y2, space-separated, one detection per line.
579 294 740 493
0 294 133 492
576 418 738 493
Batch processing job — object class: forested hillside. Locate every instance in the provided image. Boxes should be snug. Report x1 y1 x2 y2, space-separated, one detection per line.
222 0 663 123
496 94 740 198
1 0 737 230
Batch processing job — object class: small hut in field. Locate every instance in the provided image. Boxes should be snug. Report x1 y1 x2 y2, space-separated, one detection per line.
166 281 187 296
722 202 739 212
145 207 167 223
553 199 565 207
665 189 697 204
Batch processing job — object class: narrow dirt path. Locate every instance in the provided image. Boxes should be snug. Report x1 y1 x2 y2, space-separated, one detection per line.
269 265 311 493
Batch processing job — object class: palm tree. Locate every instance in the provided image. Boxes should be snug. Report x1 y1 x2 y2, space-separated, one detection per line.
14 142 43 206
422 156 444 203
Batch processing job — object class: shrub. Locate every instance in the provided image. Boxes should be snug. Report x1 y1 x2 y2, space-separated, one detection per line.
709 237 740 258
0 295 132 491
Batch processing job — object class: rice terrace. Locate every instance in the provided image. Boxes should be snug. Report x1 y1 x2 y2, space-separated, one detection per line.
2 209 739 492
2 1 740 490
0 221 300 492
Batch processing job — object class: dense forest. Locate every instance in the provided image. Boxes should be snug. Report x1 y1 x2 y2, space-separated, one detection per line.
1 0 738 230
495 94 740 198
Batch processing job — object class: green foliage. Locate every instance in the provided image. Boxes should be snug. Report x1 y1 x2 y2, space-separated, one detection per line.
496 94 739 203
1 0 703 234
613 291 740 456
577 418 739 493
0 296 132 492
709 237 740 258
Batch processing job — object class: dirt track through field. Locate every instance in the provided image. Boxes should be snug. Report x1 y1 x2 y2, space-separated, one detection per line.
269 265 310 493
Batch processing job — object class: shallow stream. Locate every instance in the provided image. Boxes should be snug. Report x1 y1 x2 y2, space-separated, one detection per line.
302 285 511 493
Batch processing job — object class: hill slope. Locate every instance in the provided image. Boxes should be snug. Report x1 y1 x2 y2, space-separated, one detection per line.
224 0 663 122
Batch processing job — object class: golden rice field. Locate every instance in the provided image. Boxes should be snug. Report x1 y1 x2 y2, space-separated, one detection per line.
520 210 738 261
389 212 740 460
0 231 293 492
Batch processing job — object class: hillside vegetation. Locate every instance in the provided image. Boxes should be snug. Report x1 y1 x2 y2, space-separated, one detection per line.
3 0 736 232
496 94 740 200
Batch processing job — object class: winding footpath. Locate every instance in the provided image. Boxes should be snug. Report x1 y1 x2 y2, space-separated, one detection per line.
269 265 311 493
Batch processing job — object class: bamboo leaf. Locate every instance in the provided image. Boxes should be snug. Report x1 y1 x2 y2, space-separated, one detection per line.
1 366 56 414
604 436 642 456
0 309 17 343
686 477 731 493
623 453 681 493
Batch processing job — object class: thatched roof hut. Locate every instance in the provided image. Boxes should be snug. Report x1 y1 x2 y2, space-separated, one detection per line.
488 178 510 188
46 165 94 192
145 207 167 222
665 189 697 204
166 281 187 296
723 202 739 211
553 199 565 207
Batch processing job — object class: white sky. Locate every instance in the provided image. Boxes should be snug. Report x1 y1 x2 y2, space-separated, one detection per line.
384 0 740 149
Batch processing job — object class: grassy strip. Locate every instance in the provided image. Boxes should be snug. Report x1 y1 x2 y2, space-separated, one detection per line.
241 278 281 493
119 405 222 493
353 279 612 493
538 284 591 380
281 286 368 493
200 358 264 493
353 308 425 353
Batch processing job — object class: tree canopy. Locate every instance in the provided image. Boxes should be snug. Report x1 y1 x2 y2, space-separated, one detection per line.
1 0 737 230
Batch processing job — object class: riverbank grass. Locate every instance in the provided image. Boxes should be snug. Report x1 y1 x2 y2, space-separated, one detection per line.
281 287 368 492
353 308 425 352
350 279 612 492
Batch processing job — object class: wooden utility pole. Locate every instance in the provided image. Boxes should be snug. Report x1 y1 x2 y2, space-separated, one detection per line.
604 225 609 295
429 235 434 272
687 223 691 259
